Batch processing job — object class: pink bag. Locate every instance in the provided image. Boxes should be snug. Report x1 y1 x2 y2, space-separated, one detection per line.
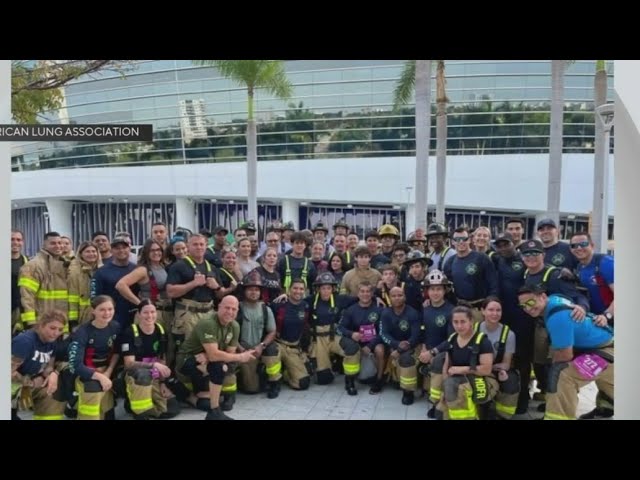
572 354 609 380
359 324 377 343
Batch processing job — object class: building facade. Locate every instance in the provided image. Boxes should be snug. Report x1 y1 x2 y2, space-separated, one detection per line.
11 60 615 255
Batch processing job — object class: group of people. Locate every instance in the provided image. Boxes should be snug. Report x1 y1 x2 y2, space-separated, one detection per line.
10 215 614 420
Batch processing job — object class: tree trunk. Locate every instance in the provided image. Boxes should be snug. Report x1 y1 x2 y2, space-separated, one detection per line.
414 60 432 231
246 91 258 224
547 60 565 230
591 61 609 252
435 60 448 224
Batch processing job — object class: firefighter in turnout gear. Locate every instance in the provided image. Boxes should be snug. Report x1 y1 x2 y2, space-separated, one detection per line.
236 273 282 399
119 300 180 419
18 232 69 332
436 306 498 420
307 272 360 394
380 286 421 405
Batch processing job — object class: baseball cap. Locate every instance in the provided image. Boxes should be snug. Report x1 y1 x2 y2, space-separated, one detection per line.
520 239 544 254
213 226 229 235
537 218 557 230
111 235 131 247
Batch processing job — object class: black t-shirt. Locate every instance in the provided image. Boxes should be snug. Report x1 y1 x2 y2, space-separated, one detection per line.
11 257 25 310
449 332 493 367
119 324 166 361
166 258 220 303
251 266 282 305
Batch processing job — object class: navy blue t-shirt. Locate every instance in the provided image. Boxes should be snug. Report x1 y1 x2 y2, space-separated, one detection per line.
422 301 455 349
272 301 309 343
12 330 56 376
68 321 121 381
91 262 137 329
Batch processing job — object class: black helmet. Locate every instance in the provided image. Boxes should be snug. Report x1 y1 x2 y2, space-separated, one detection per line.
333 218 350 231
313 272 338 287
425 222 449 238
241 271 263 289
312 221 329 233
240 220 257 233
403 250 433 267
283 221 296 231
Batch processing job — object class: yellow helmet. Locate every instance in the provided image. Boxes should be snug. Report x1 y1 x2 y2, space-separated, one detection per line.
378 224 400 238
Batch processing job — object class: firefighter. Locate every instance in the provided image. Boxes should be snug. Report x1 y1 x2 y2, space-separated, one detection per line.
18 231 69 332
11 229 29 335
236 273 282 399
479 297 519 419
306 272 360 394
119 300 180 419
378 224 400 262
176 295 256 420
518 286 614 420
340 246 382 296
271 279 314 390
278 231 317 294
402 250 432 314
67 241 103 330
68 295 121 420
426 222 456 272
338 282 386 394
436 306 498 420
379 286 421 405
418 269 455 418
11 310 67 420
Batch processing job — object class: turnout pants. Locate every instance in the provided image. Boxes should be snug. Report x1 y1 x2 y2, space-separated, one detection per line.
238 344 282 393
125 368 168 418
276 339 311 390
309 325 361 384
75 378 114 420
11 382 66 420
437 375 499 420
545 346 614 420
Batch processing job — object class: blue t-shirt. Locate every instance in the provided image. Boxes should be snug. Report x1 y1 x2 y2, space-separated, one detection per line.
12 330 56 376
576 255 614 315
544 295 613 350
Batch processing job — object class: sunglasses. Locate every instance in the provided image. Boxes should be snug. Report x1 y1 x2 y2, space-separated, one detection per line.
452 237 469 243
570 241 590 249
522 251 542 257
518 299 537 309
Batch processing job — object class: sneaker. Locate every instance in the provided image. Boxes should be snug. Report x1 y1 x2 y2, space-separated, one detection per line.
579 407 614 420
205 407 234 420
401 391 414 406
64 405 78 419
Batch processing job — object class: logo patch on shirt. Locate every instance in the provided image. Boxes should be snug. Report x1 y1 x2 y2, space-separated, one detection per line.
368 312 379 322
204 333 214 339
552 253 565 266
153 341 160 352
512 262 523 271
399 319 409 331
465 263 478 275
435 315 446 327
298 311 306 320
225 332 234 344
121 343 130 352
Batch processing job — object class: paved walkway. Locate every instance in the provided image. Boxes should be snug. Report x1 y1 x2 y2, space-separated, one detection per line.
16 378 601 421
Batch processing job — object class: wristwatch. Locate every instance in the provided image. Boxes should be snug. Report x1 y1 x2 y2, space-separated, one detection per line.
604 312 614 323
260 342 267 348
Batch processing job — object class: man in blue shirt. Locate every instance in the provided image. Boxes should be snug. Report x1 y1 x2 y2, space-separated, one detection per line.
518 286 614 420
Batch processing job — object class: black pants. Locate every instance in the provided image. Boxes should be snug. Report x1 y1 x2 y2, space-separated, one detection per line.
506 310 535 413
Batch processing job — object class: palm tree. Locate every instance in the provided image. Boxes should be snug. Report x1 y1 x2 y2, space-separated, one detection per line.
591 60 609 251
394 60 433 231
435 61 449 224
547 60 566 229
193 60 293 223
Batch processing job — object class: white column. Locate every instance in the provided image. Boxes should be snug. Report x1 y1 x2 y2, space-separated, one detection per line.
405 204 416 238
614 60 640 419
175 197 197 234
45 200 73 237
1 60 11 419
281 200 299 229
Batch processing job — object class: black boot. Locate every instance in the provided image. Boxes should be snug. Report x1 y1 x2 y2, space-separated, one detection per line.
579 407 614 419
427 405 436 419
11 408 21 420
220 393 236 412
401 390 414 405
267 381 280 399
205 407 234 420
369 377 384 395
345 376 358 396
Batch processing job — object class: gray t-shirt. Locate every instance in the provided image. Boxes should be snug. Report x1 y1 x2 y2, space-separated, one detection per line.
239 302 276 346
479 322 516 358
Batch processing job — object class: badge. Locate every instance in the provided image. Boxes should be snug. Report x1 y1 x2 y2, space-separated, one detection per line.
465 263 478 275
552 253 565 265
435 315 446 327
399 319 409 331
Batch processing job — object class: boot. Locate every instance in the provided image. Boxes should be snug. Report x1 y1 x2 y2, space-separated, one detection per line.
579 407 614 419
205 407 234 420
401 390 414 405
267 381 280 399
427 405 436 419
345 376 358 396
220 393 236 412
11 408 21 420
369 377 384 395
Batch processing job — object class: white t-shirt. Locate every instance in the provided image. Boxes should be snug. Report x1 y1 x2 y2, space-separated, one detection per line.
479 322 516 359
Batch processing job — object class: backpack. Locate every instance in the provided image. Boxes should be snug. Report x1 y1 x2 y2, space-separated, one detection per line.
237 303 270 341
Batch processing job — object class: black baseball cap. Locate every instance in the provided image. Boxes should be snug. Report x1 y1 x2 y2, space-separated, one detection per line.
520 239 545 254
494 232 515 244
213 226 229 235
537 218 557 230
